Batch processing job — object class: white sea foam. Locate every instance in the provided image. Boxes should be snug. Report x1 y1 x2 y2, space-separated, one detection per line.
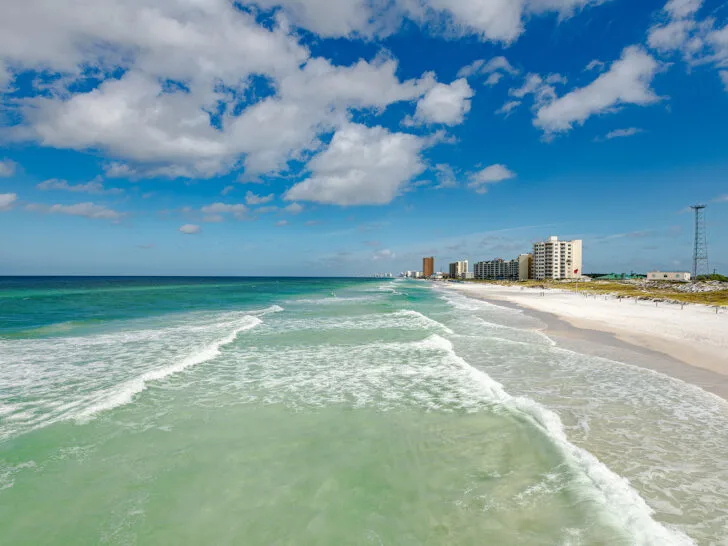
0 461 37 491
447 300 728 542
204 326 687 544
439 290 548 332
0 313 263 439
421 335 695 546
176 315 680 544
397 310 454 334
281 295 382 305
439 291 501 312
251 305 284 315
436 291 561 353
375 285 407 296
1 281 718 544
74 316 262 422
264 309 453 335
214 330 694 545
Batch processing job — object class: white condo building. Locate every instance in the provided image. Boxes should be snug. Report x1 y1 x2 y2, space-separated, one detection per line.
449 260 469 279
533 236 583 280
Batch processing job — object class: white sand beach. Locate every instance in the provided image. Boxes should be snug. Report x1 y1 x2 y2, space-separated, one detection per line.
446 282 728 392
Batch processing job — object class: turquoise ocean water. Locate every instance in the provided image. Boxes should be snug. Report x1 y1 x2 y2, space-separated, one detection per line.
1 277 727 545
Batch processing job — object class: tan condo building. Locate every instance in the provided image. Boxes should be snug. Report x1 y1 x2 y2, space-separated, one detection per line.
423 257 435 278
533 236 583 280
518 254 533 281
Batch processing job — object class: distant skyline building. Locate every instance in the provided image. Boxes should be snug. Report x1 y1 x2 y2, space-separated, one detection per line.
533 236 583 280
423 257 434 278
449 260 469 279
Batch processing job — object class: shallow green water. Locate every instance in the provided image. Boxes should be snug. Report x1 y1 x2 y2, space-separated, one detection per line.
1 277 726 545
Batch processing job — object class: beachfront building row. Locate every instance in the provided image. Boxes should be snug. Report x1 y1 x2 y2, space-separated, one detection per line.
473 254 532 281
417 236 582 281
532 236 583 280
472 237 581 281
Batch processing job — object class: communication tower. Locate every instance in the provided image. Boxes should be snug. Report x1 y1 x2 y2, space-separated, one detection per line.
690 205 708 278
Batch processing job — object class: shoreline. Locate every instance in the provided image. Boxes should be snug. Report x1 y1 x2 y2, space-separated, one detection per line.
445 283 728 401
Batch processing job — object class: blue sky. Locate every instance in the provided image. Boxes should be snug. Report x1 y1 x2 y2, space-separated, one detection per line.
0 0 727 276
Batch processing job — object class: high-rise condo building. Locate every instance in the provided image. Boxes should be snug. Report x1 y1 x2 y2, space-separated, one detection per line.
532 236 583 280
449 260 469 279
423 257 435 278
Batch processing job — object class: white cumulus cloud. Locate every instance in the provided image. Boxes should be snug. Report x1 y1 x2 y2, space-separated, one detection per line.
0 0 626 189
246 0 612 43
485 73 504 86
284 203 304 214
721 71 728 91
0 60 10 90
285 123 428 206
664 0 703 19
645 0 728 83
0 0 307 82
467 164 516 194
407 0 611 43
104 162 139 179
179 224 201 235
457 56 518 79
411 79 474 126
496 100 522 117
502 72 566 118
245 191 274 205
200 202 249 220
249 0 395 38
3 0 439 181
585 60 606 72
36 177 122 194
603 127 644 140
26 202 124 220
648 20 697 52
535 46 661 133
0 193 17 211
0 159 17 177
373 249 396 261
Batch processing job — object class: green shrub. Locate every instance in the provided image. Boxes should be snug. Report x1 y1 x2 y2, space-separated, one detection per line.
696 274 728 282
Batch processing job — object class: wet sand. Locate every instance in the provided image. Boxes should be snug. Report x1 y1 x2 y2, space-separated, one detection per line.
450 286 728 401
